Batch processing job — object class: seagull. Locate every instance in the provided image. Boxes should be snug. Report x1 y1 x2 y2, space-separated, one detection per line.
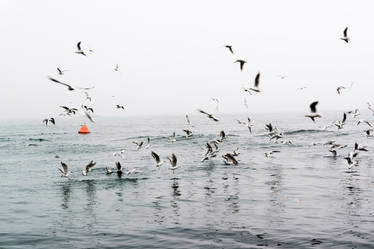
145 137 151 149
168 132 176 143
43 117 55 126
365 129 373 138
182 129 193 138
82 105 94 113
82 160 96 176
224 45 234 54
105 167 113 174
126 168 141 176
197 109 219 122
329 149 338 157
337 83 353 95
84 111 95 123
185 114 192 126
116 105 125 110
75 41 86 56
234 59 246 71
116 162 123 177
264 150 280 158
232 148 240 157
354 142 368 152
85 92 92 102
335 112 347 130
222 153 238 165
218 130 226 142
114 64 119 72
132 141 144 150
340 27 350 43
344 151 359 169
151 151 164 168
305 101 322 122
357 119 372 127
58 162 71 178
249 72 261 93
59 106 78 115
57 68 67 75
113 149 125 158
48 77 75 91
168 153 179 173
347 108 360 118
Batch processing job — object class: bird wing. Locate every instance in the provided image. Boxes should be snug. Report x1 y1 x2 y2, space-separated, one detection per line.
116 162 122 170
254 72 260 88
171 154 177 166
342 113 347 123
77 41 82 50
61 162 68 174
84 111 95 123
343 27 348 37
48 77 73 89
49 118 55 124
197 109 208 115
220 131 225 139
151 151 160 163
310 101 319 113
225 154 238 165
86 161 96 171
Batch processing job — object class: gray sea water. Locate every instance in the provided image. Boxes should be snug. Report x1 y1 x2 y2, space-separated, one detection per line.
1 112 374 249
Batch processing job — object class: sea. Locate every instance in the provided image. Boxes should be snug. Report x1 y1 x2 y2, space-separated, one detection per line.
1 112 374 249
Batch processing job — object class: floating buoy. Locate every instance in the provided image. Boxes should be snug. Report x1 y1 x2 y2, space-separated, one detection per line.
78 125 90 134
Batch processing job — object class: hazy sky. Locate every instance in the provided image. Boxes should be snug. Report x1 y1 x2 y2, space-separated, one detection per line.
1 0 374 119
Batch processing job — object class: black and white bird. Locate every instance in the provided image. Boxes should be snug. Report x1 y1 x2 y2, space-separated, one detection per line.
340 27 350 43
197 109 219 122
132 141 144 150
234 59 246 71
182 129 193 138
151 151 164 168
43 117 55 126
48 77 75 91
116 105 125 110
105 167 113 174
82 105 94 113
264 150 280 158
58 162 71 178
222 153 238 165
75 41 86 56
116 162 123 177
145 137 151 149
168 153 179 173
335 112 347 130
305 101 322 122
357 119 372 127
59 106 78 115
168 132 176 143
224 45 234 54
244 72 261 94
57 68 67 75
365 129 373 138
82 160 96 176
354 142 368 152
344 151 358 169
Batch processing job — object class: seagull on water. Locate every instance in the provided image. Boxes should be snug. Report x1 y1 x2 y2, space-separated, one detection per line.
340 27 350 43
264 150 280 158
197 109 219 122
116 162 123 177
344 151 358 169
75 41 86 56
151 151 164 168
222 153 238 165
82 160 96 176
365 129 373 138
59 162 71 178
168 132 176 143
126 168 141 176
105 167 113 174
305 101 322 122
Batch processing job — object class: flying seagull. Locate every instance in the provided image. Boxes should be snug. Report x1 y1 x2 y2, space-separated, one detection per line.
224 45 234 54
335 112 347 130
168 153 179 174
182 129 193 139
197 109 219 122
116 105 125 110
151 151 164 168
340 27 350 43
75 41 86 56
48 77 75 91
245 72 261 94
264 150 280 158
82 160 96 176
357 119 372 127
132 141 144 150
114 64 119 72
57 68 67 75
234 59 246 71
43 117 55 126
354 142 368 152
59 162 71 178
305 101 322 122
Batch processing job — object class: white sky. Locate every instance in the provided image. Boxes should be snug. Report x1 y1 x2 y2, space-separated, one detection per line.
1 0 374 119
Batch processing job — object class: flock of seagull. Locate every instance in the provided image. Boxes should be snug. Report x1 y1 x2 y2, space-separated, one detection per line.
49 26 373 181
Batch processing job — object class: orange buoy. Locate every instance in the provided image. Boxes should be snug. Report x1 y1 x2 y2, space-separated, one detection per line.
78 125 90 134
